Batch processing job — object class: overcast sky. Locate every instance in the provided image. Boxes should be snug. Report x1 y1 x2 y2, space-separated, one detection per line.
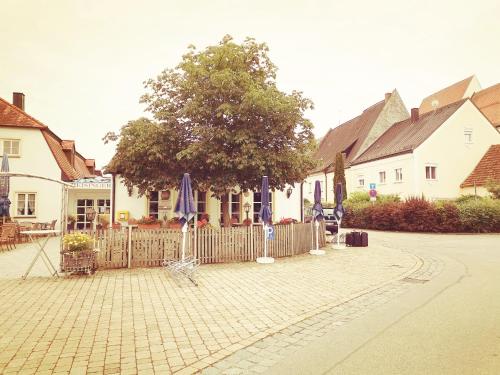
1 0 500 168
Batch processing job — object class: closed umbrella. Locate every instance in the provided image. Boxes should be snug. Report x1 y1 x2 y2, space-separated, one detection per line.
310 180 325 255
256 176 274 264
333 183 346 249
0 153 11 221
174 173 196 261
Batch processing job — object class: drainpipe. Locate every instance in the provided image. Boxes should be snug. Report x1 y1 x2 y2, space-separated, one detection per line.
324 172 328 202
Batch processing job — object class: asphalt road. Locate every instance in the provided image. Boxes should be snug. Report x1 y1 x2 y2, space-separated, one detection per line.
270 231 500 375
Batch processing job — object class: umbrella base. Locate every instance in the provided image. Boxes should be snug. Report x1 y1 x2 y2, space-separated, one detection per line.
256 257 275 264
332 243 346 250
309 249 325 255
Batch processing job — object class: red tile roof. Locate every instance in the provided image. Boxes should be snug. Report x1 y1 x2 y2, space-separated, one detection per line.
419 76 475 114
352 99 467 165
312 98 387 173
0 97 46 129
0 95 96 181
472 83 500 126
461 144 500 187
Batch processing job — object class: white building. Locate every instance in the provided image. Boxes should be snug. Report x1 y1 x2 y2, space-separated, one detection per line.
350 99 500 199
111 175 301 226
304 90 409 203
0 93 110 229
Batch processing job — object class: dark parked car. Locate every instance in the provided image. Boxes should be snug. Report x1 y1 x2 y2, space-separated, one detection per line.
304 207 338 234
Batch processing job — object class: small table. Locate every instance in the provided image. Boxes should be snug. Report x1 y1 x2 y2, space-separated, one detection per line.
21 230 60 279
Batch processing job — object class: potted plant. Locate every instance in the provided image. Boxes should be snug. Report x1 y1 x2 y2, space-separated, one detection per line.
62 233 98 274
167 217 182 229
243 218 252 226
137 216 161 229
97 214 110 230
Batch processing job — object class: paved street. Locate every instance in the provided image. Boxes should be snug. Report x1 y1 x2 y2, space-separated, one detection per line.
0 231 498 374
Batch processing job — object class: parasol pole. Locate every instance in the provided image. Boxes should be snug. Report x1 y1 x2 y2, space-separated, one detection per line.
181 222 188 261
263 224 268 258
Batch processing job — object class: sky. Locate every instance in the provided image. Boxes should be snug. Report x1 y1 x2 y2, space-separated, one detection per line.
1 0 500 169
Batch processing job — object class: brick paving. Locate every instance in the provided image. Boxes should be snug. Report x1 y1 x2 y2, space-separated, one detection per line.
0 234 422 374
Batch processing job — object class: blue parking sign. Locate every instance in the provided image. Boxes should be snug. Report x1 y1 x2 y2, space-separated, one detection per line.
266 225 275 240
369 183 376 190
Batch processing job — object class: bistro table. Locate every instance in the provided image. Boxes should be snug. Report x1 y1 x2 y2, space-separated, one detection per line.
21 229 60 279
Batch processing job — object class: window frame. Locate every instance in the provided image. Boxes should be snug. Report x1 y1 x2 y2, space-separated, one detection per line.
357 176 365 187
253 191 273 223
1 138 21 157
379 171 386 184
196 191 207 221
220 193 242 224
464 128 473 144
425 165 437 180
15 192 37 217
394 168 403 183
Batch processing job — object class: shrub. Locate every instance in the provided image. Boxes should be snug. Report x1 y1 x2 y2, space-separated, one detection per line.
377 194 401 203
346 191 370 204
455 195 483 204
398 197 437 232
457 198 500 232
435 201 462 232
485 179 500 199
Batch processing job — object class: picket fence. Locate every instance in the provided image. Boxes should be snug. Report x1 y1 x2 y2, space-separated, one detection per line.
79 222 326 269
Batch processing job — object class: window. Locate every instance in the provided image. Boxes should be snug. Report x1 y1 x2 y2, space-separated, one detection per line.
379 171 386 184
220 193 241 224
253 191 272 223
197 191 207 221
76 199 95 229
16 193 36 216
97 199 110 214
1 139 20 157
425 166 437 180
464 129 473 144
395 168 403 182
358 176 365 187
148 191 159 219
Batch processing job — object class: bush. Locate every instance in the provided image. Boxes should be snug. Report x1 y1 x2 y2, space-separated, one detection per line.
457 198 500 232
346 191 370 204
455 195 484 204
485 179 500 199
435 201 462 232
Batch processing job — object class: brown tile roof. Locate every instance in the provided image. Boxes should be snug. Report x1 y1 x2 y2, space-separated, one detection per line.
312 99 387 173
472 83 500 126
42 131 81 181
352 99 467 165
419 76 475 114
0 97 47 129
0 95 96 181
461 144 500 187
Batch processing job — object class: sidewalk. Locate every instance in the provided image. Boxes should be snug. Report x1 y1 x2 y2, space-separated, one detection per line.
0 233 420 374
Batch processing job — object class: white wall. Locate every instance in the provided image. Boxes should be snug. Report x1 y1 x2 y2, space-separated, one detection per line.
414 100 500 199
303 172 335 203
0 128 64 228
113 177 147 223
348 153 415 198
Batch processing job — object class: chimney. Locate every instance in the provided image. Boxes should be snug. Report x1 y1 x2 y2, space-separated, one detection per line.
13 92 25 111
384 92 391 103
411 108 419 123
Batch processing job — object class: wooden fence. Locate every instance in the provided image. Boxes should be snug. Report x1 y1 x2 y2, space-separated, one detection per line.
80 222 326 269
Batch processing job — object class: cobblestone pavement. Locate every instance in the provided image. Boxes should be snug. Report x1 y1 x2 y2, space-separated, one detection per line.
0 233 423 374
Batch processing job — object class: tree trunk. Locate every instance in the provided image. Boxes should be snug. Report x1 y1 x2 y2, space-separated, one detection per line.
221 193 231 227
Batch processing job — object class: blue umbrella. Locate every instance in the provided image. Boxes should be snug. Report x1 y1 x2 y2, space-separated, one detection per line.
334 183 344 221
258 176 272 225
174 173 196 260
312 181 324 221
174 173 196 225
0 153 11 218
256 176 274 263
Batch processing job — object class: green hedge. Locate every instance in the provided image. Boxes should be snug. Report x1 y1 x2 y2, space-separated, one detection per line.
343 196 500 233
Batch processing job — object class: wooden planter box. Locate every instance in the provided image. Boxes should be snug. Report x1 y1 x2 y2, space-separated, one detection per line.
62 249 97 275
167 223 182 230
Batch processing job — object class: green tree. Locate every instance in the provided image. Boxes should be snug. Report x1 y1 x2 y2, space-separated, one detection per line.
333 152 347 202
106 35 317 226
485 179 500 199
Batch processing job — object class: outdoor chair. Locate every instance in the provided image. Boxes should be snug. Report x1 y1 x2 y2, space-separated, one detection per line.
0 224 17 250
163 256 200 286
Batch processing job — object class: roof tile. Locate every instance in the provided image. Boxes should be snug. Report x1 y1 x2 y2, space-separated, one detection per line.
461 144 500 187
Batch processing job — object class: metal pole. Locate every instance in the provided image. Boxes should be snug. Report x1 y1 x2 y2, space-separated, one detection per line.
263 224 268 258
315 220 319 251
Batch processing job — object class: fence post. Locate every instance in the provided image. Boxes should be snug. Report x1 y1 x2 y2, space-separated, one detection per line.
250 224 254 260
127 225 133 268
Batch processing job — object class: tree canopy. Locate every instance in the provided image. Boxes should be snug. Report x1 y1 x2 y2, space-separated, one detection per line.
106 35 317 198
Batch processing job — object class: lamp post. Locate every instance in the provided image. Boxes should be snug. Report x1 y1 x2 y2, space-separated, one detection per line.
85 207 96 231
244 202 251 221
286 186 293 198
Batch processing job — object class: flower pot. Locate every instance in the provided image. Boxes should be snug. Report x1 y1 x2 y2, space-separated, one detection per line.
167 223 182 230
